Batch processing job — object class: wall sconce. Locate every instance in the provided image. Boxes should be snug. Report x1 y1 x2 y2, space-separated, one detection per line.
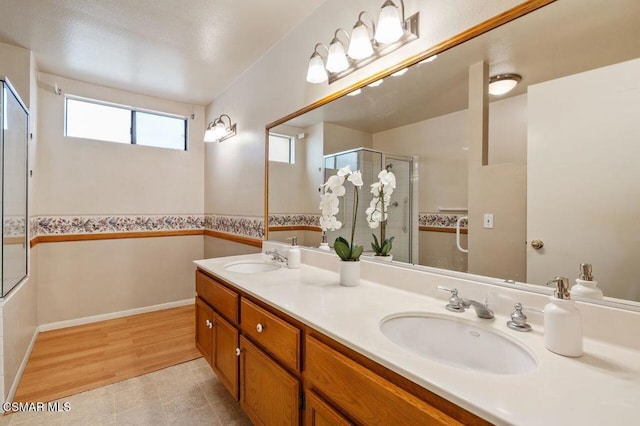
488 74 522 96
204 114 237 143
306 0 419 84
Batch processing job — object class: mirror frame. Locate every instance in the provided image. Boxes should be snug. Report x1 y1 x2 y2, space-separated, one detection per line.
262 0 640 312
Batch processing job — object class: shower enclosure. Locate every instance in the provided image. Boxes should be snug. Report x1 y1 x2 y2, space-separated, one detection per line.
1 78 29 297
323 148 417 264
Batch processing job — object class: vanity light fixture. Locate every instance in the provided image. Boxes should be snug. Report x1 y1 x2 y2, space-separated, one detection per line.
305 1 419 84
326 30 351 73
204 114 237 143
488 74 522 96
306 44 329 84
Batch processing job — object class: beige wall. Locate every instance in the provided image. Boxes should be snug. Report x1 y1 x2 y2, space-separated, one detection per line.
419 231 467 272
2 248 38 398
467 63 526 282
35 73 206 325
37 73 204 215
323 123 372 156
269 123 323 215
203 236 261 259
38 236 202 324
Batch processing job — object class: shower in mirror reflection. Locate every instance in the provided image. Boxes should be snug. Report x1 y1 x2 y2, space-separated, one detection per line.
323 148 416 264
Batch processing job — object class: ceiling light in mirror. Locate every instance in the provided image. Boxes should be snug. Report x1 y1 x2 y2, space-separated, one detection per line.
418 54 438 65
488 73 522 96
368 79 384 88
392 68 408 77
326 30 350 73
306 44 329 83
348 13 375 60
375 0 405 44
347 88 362 96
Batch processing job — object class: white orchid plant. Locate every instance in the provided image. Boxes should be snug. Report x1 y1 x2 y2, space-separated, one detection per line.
319 165 364 261
366 168 396 256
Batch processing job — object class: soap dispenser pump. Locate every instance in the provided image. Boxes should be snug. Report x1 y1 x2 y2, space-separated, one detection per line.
571 263 603 299
286 237 301 269
544 277 583 357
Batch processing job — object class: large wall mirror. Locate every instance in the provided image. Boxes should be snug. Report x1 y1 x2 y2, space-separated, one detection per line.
1 78 29 297
266 0 640 308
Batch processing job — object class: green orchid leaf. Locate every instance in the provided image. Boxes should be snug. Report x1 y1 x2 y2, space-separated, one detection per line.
336 236 350 247
334 239 351 261
350 245 364 260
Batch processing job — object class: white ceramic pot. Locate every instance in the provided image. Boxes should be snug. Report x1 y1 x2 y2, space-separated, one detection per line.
339 261 361 287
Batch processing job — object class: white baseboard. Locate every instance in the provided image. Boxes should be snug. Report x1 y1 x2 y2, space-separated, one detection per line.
6 325 39 404
39 298 195 332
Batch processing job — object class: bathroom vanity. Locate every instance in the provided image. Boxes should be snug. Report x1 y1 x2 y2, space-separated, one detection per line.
194 245 640 425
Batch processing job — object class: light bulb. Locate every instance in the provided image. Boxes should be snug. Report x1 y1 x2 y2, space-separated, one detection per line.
348 23 373 60
326 39 349 73
203 128 216 143
375 1 404 44
214 121 226 139
306 52 328 83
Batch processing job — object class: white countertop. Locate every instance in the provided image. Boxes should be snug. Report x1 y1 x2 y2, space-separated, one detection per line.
194 252 640 425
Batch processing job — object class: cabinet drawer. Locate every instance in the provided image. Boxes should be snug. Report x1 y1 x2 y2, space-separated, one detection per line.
240 298 300 372
196 271 239 324
304 336 460 426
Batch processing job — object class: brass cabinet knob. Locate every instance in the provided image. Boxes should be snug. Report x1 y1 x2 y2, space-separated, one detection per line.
531 239 544 249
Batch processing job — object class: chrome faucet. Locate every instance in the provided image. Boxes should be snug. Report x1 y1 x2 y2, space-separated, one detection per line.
265 250 287 263
460 298 494 319
436 286 494 319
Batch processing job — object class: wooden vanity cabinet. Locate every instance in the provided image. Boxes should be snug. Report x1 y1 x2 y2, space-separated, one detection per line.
195 297 214 365
304 390 352 426
195 268 488 426
195 271 240 399
240 336 300 425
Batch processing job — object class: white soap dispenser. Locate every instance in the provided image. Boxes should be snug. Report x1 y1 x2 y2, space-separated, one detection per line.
571 263 603 299
286 237 301 269
544 277 583 357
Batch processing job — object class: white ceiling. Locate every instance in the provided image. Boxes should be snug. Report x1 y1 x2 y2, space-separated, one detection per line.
0 0 325 105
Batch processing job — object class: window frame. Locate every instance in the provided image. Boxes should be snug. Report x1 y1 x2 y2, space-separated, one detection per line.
64 95 189 151
268 132 296 164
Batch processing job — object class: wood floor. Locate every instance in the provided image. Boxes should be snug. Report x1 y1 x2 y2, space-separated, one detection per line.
13 304 202 403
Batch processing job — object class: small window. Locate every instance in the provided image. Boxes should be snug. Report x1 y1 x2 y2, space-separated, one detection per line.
269 133 295 164
65 96 187 150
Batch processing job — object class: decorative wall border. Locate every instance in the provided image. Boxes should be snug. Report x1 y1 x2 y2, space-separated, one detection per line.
419 213 468 230
205 214 264 240
34 215 205 236
268 214 321 229
26 214 255 247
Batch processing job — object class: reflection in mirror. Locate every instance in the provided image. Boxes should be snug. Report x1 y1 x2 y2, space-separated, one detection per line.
1 79 29 296
266 0 640 307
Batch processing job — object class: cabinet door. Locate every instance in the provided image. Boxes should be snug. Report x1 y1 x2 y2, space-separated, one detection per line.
195 297 214 365
305 390 352 426
240 336 300 425
213 312 239 400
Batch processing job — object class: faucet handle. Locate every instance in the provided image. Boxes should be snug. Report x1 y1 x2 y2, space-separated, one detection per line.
436 286 465 313
507 303 532 332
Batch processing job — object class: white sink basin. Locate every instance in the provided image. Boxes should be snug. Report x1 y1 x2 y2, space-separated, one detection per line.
224 261 283 273
380 314 537 375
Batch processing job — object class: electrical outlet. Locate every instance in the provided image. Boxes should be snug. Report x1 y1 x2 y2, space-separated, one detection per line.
484 213 494 229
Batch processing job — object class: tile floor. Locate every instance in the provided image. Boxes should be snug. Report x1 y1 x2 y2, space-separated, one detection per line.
1 358 252 426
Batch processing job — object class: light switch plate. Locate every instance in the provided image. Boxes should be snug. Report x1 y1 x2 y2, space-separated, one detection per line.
484 213 494 229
